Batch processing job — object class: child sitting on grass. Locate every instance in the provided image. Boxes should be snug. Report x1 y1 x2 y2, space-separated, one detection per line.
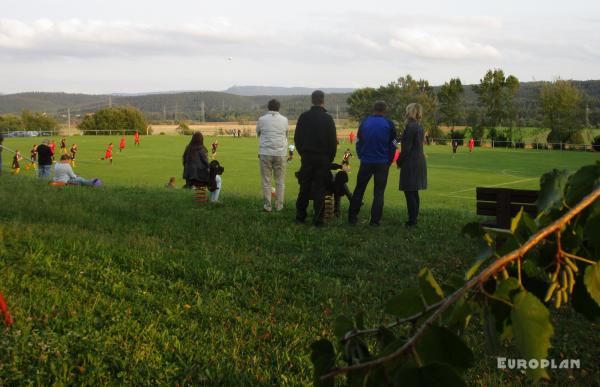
208 160 224 203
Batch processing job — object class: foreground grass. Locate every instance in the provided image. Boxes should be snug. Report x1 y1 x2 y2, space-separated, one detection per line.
1 176 599 386
1 137 599 385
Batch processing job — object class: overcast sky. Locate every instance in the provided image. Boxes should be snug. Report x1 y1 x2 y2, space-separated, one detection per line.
0 0 598 94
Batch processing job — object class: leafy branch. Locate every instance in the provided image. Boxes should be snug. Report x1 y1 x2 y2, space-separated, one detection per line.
313 163 600 385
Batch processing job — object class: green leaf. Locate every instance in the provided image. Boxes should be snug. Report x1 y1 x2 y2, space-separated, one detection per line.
510 291 554 382
445 297 474 335
512 209 538 244
465 242 494 280
385 288 424 318
494 278 520 301
536 169 569 212
482 307 500 354
394 363 467 387
565 162 600 207
584 262 600 307
334 316 354 342
377 326 396 349
418 268 444 305
584 207 600 256
462 222 485 238
310 339 336 387
416 326 474 371
572 274 600 322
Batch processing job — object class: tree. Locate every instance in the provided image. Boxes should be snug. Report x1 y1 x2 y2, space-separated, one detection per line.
473 69 520 141
437 78 464 130
21 110 58 132
0 114 23 131
540 80 585 144
78 107 148 135
346 75 438 133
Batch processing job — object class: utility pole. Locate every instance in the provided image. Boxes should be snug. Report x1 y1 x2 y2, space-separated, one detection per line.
336 104 340 121
108 95 112 108
200 101 205 122
163 105 166 121
175 102 178 122
67 108 71 136
586 104 590 127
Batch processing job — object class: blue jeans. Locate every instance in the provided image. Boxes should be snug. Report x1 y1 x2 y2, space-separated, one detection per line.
69 176 95 186
348 163 390 225
38 165 52 179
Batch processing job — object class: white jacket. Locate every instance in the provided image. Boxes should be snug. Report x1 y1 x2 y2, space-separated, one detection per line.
256 111 289 157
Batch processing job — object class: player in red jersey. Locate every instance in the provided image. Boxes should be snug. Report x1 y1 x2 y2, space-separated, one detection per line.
100 143 113 164
119 136 126 152
134 131 140 146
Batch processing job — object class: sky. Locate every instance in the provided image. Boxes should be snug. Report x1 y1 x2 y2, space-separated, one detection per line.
0 0 598 94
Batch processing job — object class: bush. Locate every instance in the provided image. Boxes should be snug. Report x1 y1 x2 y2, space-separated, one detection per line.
78 107 148 135
593 135 600 152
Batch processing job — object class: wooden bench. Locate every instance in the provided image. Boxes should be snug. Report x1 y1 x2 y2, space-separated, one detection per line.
476 187 539 229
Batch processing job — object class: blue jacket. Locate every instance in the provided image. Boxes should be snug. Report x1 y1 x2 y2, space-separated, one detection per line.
356 115 398 164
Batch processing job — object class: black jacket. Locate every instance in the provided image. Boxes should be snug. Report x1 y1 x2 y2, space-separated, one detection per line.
396 120 427 191
294 106 337 162
37 144 53 166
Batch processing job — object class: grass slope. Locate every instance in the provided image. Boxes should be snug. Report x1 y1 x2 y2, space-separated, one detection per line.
0 137 599 385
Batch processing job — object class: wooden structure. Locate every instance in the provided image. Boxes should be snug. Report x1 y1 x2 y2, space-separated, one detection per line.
476 187 539 229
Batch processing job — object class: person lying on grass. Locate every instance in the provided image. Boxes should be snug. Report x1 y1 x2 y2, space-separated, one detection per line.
54 154 101 186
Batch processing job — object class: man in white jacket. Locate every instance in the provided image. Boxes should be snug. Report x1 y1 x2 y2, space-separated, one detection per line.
256 99 289 212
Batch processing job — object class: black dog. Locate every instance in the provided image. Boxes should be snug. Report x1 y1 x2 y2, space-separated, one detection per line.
295 163 353 217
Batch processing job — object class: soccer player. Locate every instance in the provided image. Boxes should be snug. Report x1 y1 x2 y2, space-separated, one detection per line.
134 131 140 146
349 131 355 144
452 140 458 156
100 143 113 164
119 136 126 152
468 138 475 153
211 139 218 159
11 150 22 175
26 144 37 170
60 136 67 154
70 143 78 167
49 140 56 161
341 148 353 168
288 143 296 161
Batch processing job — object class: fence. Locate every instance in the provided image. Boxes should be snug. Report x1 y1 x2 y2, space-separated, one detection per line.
428 138 597 152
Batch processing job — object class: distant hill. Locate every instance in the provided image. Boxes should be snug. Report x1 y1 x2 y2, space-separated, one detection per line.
1 81 599 125
224 86 355 96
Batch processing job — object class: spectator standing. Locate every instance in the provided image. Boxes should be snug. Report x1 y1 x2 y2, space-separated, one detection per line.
256 99 289 212
37 139 53 179
348 101 397 226
294 90 337 226
396 103 428 227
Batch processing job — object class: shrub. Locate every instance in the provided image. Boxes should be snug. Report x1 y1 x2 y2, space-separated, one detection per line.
593 135 600 152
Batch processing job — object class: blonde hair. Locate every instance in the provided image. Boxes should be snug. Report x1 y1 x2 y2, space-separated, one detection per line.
405 103 423 121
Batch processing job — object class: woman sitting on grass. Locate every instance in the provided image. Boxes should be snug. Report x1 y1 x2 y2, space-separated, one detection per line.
182 132 210 188
54 154 101 186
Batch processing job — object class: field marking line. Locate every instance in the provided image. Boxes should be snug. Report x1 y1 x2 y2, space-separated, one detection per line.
437 194 476 200
447 177 538 195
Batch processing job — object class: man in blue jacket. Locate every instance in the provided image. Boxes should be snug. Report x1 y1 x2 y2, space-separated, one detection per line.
348 101 397 226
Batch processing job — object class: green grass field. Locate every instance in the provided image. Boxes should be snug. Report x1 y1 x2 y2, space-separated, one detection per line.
1 135 599 386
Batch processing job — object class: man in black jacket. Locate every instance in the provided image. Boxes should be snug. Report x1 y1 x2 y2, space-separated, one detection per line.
294 90 337 226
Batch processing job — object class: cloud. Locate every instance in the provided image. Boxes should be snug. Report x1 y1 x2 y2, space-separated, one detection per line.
0 18 258 59
389 28 501 59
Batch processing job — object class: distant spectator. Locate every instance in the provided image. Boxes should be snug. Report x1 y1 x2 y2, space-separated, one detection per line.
348 101 397 226
60 136 67 154
397 103 428 227
256 99 289 212
294 90 337 226
37 140 53 179
54 154 99 186
183 132 210 188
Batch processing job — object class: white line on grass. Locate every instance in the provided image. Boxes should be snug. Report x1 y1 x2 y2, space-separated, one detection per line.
446 177 538 195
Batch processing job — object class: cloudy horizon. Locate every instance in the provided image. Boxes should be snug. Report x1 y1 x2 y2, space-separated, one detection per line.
1 0 598 94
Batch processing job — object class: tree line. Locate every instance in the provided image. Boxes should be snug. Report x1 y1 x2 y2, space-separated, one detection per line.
346 69 595 145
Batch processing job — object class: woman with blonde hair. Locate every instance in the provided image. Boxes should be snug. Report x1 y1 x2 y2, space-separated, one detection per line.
396 103 427 227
